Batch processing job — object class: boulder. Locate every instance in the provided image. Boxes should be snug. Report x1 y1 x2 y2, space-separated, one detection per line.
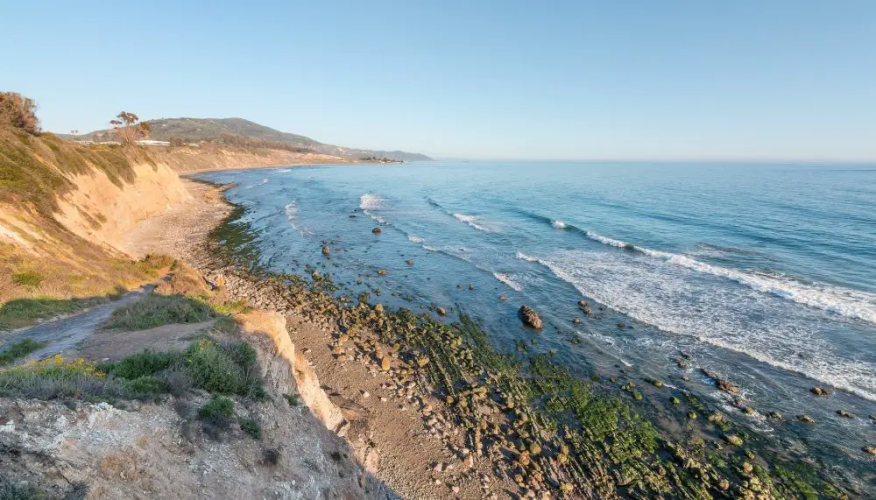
518 305 543 329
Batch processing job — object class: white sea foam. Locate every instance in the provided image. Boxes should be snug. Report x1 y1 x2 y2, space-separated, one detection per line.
359 193 388 223
407 235 425 244
453 213 490 232
359 193 384 211
493 272 523 291
551 220 567 229
284 201 313 235
516 249 876 401
581 230 876 324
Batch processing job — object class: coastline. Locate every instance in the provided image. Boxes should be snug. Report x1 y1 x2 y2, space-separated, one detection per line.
122 177 860 499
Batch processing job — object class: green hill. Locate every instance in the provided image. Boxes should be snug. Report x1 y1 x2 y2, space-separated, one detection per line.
72 117 432 162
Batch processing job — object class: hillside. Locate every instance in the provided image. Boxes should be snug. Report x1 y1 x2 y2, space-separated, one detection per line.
72 117 432 162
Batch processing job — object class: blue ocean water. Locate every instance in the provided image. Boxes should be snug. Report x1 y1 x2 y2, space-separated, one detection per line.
201 161 876 461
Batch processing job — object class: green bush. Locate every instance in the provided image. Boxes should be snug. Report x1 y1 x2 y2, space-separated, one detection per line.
0 473 44 500
283 393 299 407
185 340 262 397
123 375 171 396
239 415 262 439
103 294 215 331
102 350 182 379
11 271 43 287
199 395 234 419
0 339 47 365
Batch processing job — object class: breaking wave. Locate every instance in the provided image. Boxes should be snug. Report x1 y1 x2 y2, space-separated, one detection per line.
453 213 490 232
493 272 524 291
577 230 876 324
516 249 876 401
359 193 388 224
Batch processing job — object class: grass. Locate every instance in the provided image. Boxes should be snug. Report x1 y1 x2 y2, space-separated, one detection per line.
103 294 215 330
0 337 264 403
11 271 42 288
0 297 94 331
0 339 47 366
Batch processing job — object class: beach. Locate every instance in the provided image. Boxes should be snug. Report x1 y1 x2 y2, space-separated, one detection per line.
117 170 869 498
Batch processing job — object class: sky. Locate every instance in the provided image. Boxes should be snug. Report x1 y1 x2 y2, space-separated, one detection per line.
2 1 875 161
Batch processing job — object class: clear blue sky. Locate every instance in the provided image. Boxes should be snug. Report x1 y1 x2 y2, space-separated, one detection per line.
3 1 875 160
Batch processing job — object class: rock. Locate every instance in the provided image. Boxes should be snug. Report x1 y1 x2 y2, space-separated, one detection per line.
837 409 855 419
670 397 680 405
577 300 588 308
798 414 815 424
468 284 474 290
406 260 414 266
311 270 320 279
436 307 446 316
372 227 382 234
377 269 386 276
499 295 506 302
380 356 391 371
617 322 626 329
528 442 541 456
573 318 580 324
811 387 831 396
767 411 783 420
322 246 330 255
718 479 730 491
864 446 876 456
724 434 744 446
518 305 543 329
374 303 384 313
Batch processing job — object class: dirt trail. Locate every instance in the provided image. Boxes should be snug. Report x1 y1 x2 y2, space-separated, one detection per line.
1 285 153 363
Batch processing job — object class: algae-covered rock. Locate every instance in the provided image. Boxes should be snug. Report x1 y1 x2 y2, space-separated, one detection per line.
518 305 543 329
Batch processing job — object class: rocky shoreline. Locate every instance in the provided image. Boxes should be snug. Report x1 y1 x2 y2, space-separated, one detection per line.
142 178 864 499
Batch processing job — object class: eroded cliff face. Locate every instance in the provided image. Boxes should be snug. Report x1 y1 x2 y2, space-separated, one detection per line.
52 161 189 253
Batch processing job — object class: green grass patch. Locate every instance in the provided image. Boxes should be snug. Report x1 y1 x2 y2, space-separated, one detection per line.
11 271 42 287
103 294 215 330
0 338 46 365
0 297 91 331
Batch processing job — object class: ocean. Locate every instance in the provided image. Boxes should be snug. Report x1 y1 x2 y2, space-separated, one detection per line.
200 161 876 469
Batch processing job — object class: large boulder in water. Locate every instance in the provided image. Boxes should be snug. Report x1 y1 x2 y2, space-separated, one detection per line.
518 305 543 329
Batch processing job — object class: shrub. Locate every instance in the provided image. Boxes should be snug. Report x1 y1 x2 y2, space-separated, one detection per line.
0 473 44 500
103 294 215 330
0 339 47 366
283 393 300 407
101 350 182 379
199 395 234 420
239 415 262 439
11 271 43 288
0 355 127 400
185 339 263 397
123 375 171 396
0 92 40 134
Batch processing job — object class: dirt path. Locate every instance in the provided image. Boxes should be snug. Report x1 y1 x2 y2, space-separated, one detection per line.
1 285 155 363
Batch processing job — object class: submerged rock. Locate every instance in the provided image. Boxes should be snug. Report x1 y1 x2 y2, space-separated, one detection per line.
372 227 382 234
811 387 831 396
518 305 543 329
322 246 330 255
436 307 446 316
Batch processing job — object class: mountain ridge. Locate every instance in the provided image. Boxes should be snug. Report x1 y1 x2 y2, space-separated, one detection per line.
66 117 432 162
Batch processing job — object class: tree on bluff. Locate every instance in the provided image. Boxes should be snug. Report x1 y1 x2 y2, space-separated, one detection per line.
0 92 40 134
110 111 151 145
